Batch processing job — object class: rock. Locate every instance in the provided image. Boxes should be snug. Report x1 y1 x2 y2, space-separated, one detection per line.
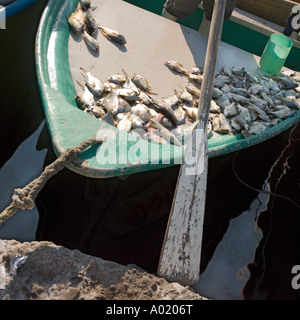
0 240 206 300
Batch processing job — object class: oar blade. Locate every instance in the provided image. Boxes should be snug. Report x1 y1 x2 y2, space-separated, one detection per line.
157 128 208 285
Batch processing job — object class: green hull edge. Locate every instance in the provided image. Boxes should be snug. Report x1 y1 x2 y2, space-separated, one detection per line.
35 0 300 178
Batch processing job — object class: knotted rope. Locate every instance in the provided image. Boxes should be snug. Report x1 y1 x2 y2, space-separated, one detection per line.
0 137 100 226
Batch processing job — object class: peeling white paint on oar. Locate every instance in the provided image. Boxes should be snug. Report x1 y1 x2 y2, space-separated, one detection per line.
157 0 226 285
158 125 208 285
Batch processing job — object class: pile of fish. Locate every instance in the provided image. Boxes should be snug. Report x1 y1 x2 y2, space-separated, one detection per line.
69 1 300 146
74 61 300 146
67 0 126 53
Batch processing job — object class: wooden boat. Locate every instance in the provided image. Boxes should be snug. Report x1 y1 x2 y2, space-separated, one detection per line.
35 0 300 178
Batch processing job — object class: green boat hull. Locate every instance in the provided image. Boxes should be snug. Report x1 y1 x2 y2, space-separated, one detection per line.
35 0 300 178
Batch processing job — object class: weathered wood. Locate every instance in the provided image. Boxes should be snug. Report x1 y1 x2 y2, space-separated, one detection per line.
157 0 226 285
236 0 299 27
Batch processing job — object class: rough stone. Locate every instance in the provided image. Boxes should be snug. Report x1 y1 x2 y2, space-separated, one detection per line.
0 239 207 300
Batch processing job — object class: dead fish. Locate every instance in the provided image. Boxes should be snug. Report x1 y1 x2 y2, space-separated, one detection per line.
260 91 274 105
278 96 299 109
221 66 232 77
144 130 168 145
85 8 97 36
182 105 198 121
80 67 104 97
87 105 106 118
250 94 268 110
212 87 222 99
267 105 295 119
131 103 152 123
122 69 140 94
232 87 249 97
188 72 203 83
278 76 298 89
98 25 127 45
234 104 251 130
164 60 188 75
117 114 132 132
79 0 91 10
132 74 152 93
283 89 296 100
231 66 245 76
139 91 153 105
179 86 194 104
148 118 182 147
130 128 148 140
214 74 231 87
101 89 119 112
247 103 270 122
67 4 85 35
149 96 178 124
210 100 221 114
185 83 201 97
216 94 231 109
162 91 180 109
218 113 233 134
108 73 126 85
223 103 239 118
244 71 259 84
230 118 242 132
191 66 203 74
231 93 250 105
75 81 94 109
249 84 265 95
82 30 99 52
116 88 140 102
171 121 196 143
173 105 186 125
242 121 268 137
112 97 131 115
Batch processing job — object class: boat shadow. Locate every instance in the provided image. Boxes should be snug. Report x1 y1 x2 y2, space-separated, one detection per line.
179 24 259 72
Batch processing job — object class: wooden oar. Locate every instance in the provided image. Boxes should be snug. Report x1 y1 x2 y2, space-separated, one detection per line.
157 0 227 285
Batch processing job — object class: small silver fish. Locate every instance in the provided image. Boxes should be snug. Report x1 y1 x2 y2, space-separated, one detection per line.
80 67 104 97
148 118 182 147
223 103 239 118
98 25 127 45
67 5 85 35
82 30 99 52
122 69 140 95
87 105 106 118
85 8 98 36
187 72 203 83
164 60 188 75
101 89 119 112
132 74 152 93
278 96 299 109
185 83 201 97
108 73 126 85
112 97 131 115
75 81 94 109
242 121 268 137
79 0 91 10
131 103 152 123
267 105 295 119
117 114 132 132
149 96 178 124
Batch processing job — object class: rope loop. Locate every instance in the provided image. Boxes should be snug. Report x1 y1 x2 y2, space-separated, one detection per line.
0 137 100 226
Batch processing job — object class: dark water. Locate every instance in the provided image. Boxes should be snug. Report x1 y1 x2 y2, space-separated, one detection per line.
1 1 300 300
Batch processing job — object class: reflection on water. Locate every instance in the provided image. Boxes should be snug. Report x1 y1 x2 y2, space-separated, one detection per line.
0 121 47 242
194 123 300 300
